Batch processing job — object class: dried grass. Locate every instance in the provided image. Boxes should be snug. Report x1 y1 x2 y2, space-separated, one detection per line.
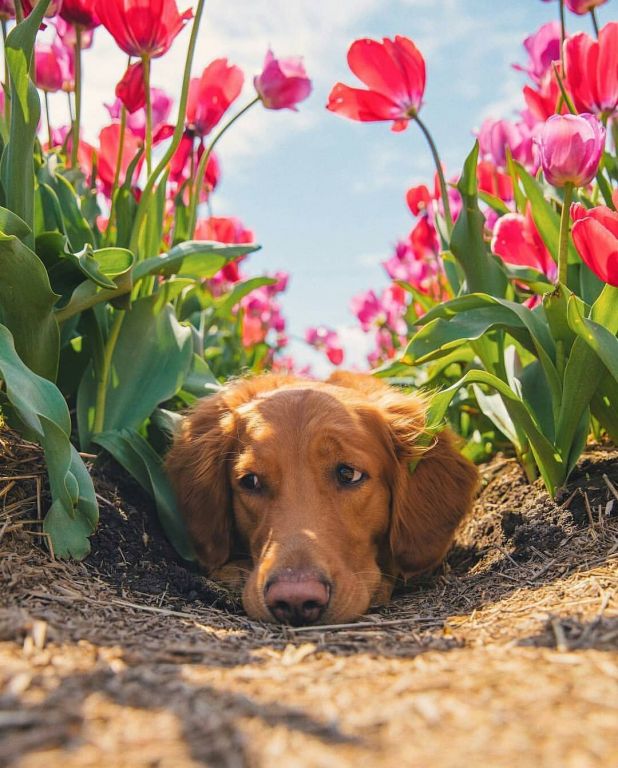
0 428 617 768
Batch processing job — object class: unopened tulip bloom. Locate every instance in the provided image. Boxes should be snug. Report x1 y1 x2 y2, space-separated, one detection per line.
0 0 14 19
116 61 146 113
96 0 191 58
538 113 605 188
571 204 618 286
254 50 312 110
187 59 244 136
327 36 425 132
565 23 618 117
35 38 73 92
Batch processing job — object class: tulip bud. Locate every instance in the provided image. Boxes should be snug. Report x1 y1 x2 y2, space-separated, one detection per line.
537 113 605 187
254 50 312 111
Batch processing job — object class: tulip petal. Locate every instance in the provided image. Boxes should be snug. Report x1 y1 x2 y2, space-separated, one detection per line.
327 83 403 122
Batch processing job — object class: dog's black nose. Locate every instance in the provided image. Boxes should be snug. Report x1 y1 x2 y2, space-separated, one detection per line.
264 571 330 625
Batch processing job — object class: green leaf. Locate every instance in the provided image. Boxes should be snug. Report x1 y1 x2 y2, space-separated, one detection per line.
478 190 510 215
37 164 95 251
215 276 277 319
1 0 50 245
182 354 222 397
133 240 260 283
0 323 98 558
77 296 193 447
0 205 31 240
428 368 565 494
93 429 196 562
450 141 508 296
567 288 618 383
0 232 60 379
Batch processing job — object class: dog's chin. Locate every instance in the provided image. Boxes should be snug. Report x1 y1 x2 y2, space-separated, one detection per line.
241 564 382 625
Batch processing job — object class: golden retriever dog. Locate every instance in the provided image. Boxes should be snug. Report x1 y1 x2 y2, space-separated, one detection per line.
166 372 479 625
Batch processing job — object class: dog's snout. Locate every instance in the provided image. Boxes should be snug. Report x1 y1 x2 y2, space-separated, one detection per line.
264 570 331 625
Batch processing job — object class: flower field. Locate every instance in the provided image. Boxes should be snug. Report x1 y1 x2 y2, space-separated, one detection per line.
0 1 617 765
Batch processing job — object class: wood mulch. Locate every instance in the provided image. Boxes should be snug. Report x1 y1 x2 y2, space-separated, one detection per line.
0 426 617 768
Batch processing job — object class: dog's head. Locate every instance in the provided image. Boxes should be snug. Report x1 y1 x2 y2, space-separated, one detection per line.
166 372 478 624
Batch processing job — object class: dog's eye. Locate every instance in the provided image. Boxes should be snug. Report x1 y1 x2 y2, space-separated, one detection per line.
239 473 261 491
336 464 365 486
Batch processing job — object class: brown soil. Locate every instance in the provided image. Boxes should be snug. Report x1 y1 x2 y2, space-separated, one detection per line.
0 427 617 768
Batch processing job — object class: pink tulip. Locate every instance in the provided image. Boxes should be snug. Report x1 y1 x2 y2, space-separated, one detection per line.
514 22 561 84
537 113 605 187
170 133 221 199
305 327 344 366
491 206 556 279
477 118 536 170
350 289 383 331
571 203 618 286
35 39 73 92
254 50 312 110
565 0 608 13
327 36 426 132
106 88 173 140
0 0 15 19
565 23 618 117
187 59 244 136
60 0 99 28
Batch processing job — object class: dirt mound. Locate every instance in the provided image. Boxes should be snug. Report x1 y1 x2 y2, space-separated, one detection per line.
1 427 617 767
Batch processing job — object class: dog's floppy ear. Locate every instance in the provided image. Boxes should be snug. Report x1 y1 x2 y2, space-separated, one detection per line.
165 392 235 572
386 398 479 577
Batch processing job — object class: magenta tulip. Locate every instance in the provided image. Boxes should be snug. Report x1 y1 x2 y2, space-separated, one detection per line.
565 0 608 13
537 113 605 187
254 50 312 110
571 204 618 286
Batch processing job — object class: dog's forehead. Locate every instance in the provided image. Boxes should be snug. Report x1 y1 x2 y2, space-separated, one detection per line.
234 384 371 437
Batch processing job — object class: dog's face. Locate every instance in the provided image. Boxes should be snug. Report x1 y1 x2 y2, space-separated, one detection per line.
166 372 478 625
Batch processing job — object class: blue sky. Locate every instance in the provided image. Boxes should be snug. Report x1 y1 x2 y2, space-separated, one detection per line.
56 0 615 372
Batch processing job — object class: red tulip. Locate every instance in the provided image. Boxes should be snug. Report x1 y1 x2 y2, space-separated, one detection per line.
116 61 146 113
305 327 344 366
0 1 15 19
537 113 605 187
97 122 142 194
60 0 99 28
35 38 73 92
95 0 192 58
327 36 426 132
186 59 244 136
406 184 431 216
22 0 63 17
491 206 556 279
571 203 618 286
254 50 312 110
523 69 568 123
565 23 618 117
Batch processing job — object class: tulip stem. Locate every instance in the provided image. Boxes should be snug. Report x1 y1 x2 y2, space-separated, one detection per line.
44 91 52 149
590 9 600 38
142 54 153 177
413 114 453 237
105 105 127 246
93 309 125 437
14 1 23 23
129 0 207 259
558 182 573 286
71 25 82 168
558 0 566 74
188 97 260 238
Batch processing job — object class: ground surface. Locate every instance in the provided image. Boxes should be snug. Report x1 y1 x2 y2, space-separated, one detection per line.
1 428 617 768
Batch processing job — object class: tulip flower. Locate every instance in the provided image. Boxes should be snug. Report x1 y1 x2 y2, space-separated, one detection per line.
491 207 556 280
514 22 561 84
35 43 68 92
97 122 142 194
187 59 244 137
537 113 605 188
95 0 192 58
571 204 618 286
60 0 99 28
22 0 63 17
478 118 536 170
523 69 568 123
115 61 146 113
538 113 605 284
254 50 312 110
565 23 618 117
406 185 431 216
305 327 344 366
327 36 425 132
565 0 608 13
0 0 15 20
106 89 173 140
